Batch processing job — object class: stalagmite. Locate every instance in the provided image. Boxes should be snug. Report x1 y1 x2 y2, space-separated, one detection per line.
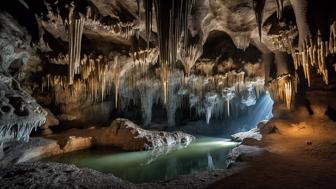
166 77 182 127
160 65 169 104
222 87 235 117
137 78 160 127
204 92 218 125
241 82 257 106
86 6 91 20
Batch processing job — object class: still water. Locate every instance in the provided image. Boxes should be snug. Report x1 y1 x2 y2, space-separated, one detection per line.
47 137 237 183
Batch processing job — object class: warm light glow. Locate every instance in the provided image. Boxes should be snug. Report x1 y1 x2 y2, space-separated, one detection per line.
268 74 294 110
291 21 336 86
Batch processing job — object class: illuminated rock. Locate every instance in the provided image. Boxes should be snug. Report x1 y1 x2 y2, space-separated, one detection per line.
93 118 194 150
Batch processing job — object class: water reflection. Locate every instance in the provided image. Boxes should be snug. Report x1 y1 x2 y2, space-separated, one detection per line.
47 137 237 183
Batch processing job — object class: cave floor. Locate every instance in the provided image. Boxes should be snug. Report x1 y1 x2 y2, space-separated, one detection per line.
209 117 336 189
2 116 336 189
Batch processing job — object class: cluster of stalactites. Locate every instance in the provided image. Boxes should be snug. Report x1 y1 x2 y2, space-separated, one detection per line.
186 71 245 106
45 47 161 108
178 44 203 81
292 23 336 86
212 71 245 90
44 54 131 107
244 62 263 79
196 60 215 77
84 10 136 40
151 0 195 63
142 0 195 104
268 74 297 110
44 4 138 85
131 48 159 67
45 5 137 40
189 76 265 124
217 58 236 73
270 24 298 54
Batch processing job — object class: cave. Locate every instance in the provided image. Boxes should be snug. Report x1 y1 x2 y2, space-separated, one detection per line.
1 0 336 188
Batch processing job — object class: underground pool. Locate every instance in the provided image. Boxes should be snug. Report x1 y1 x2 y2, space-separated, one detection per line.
46 137 238 183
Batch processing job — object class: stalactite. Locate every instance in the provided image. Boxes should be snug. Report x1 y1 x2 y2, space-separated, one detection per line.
68 12 85 85
284 81 292 110
252 0 266 42
275 0 284 19
144 0 153 48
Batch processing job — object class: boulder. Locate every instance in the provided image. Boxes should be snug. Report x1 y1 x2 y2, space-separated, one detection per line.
62 136 93 153
0 136 94 165
231 128 262 142
229 145 265 162
258 120 279 135
41 109 59 136
93 118 195 151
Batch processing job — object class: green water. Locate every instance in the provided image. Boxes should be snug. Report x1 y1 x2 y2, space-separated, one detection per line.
47 137 237 183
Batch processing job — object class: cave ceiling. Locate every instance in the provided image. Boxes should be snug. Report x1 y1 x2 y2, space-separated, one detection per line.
1 0 336 144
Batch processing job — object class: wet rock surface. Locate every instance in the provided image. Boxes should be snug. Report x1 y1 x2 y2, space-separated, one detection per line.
96 118 195 150
0 119 194 165
231 128 262 142
0 162 135 189
49 118 195 151
0 161 242 189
